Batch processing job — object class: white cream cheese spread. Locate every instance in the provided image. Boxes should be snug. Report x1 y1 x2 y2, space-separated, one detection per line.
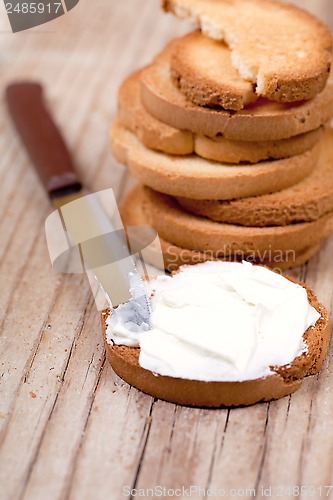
106 261 320 382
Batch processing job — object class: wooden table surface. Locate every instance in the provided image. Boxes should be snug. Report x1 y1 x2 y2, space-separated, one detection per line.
1 1 333 499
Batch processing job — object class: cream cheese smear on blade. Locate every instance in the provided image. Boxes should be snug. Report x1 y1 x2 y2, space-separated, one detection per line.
106 261 320 382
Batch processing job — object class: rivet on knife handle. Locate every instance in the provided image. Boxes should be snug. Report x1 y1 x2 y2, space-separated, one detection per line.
5 82 82 198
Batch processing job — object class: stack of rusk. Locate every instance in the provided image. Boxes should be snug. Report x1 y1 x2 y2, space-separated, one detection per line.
111 0 333 272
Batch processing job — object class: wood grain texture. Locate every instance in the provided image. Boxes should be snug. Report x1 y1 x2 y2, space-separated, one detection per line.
0 1 332 499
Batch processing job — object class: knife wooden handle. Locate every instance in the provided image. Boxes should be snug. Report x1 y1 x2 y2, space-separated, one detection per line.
6 82 82 198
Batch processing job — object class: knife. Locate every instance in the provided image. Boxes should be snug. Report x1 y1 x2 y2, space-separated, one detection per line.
5 82 151 329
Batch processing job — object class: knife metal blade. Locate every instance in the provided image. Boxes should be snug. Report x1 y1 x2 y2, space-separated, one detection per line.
5 82 151 326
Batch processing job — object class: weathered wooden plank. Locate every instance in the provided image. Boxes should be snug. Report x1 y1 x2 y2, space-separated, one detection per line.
246 238 333 492
0 275 91 499
0 2 188 498
18 296 104 500
65 371 154 500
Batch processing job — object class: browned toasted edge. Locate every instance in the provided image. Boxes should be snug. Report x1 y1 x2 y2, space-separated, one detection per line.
161 0 332 103
100 278 330 408
161 0 169 10
119 184 326 272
